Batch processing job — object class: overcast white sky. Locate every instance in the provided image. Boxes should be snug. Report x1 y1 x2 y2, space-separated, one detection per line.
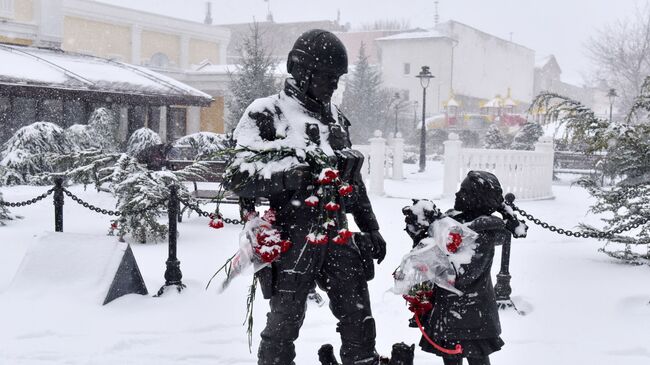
98 0 645 85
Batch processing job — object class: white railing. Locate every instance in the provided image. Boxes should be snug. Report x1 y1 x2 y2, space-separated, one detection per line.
352 130 405 195
443 133 554 200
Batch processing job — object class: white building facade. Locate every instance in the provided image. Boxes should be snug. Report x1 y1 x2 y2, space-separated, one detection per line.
377 21 535 116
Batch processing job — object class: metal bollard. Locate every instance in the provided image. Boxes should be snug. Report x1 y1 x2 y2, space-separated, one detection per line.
495 192 515 310
53 178 64 232
156 185 185 296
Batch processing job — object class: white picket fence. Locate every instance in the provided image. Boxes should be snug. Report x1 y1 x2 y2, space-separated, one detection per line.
443 133 555 200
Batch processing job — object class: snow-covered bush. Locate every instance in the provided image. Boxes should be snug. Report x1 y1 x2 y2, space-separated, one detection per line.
0 122 74 185
105 154 184 243
484 124 508 149
66 108 120 152
511 122 544 150
87 108 119 152
173 132 229 160
126 128 161 157
65 124 95 151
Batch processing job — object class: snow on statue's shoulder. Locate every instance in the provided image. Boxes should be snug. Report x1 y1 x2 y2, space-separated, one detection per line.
231 90 336 179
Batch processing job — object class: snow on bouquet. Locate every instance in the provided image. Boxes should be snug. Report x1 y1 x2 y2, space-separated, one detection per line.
209 208 291 293
393 216 479 298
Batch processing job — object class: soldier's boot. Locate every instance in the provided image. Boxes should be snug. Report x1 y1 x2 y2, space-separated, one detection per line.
387 343 415 365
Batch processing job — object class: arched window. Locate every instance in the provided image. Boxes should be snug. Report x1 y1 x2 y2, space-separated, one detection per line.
149 52 171 68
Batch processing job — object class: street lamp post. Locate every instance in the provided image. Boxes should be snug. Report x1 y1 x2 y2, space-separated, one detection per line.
413 101 419 129
416 66 434 172
607 88 618 122
393 92 400 137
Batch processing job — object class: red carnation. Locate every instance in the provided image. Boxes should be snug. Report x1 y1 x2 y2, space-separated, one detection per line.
447 232 462 253
279 240 292 253
338 184 354 196
259 251 279 263
324 202 340 211
304 196 319 207
110 222 118 229
209 218 224 229
339 229 353 239
318 168 340 184
324 169 339 180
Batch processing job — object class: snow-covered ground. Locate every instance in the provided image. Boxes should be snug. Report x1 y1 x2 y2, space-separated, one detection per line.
1 162 649 365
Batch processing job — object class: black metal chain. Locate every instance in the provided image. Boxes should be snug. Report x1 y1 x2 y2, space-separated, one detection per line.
0 188 55 207
506 199 649 239
62 188 167 217
178 196 245 225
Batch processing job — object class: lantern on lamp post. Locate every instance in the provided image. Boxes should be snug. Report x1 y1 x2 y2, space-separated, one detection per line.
416 66 434 172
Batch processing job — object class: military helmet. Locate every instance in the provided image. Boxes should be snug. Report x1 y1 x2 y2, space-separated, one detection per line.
287 29 348 77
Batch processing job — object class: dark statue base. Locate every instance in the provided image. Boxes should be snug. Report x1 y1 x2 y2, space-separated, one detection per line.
318 342 414 365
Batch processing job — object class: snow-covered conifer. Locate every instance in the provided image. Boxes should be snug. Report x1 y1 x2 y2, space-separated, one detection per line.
173 132 229 160
105 154 181 243
0 122 74 185
341 42 390 144
532 83 650 263
510 121 543 150
65 108 119 152
87 108 119 152
126 128 161 157
65 124 95 151
484 124 508 149
225 22 278 131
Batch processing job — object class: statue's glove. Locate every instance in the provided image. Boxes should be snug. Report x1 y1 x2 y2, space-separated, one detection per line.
506 217 528 238
366 230 386 264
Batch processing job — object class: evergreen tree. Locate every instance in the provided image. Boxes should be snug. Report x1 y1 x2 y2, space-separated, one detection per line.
65 108 120 152
87 107 120 152
126 128 162 156
484 124 508 149
107 155 172 243
173 132 229 160
225 22 278 132
510 121 544 150
0 122 74 185
341 42 389 144
532 81 650 263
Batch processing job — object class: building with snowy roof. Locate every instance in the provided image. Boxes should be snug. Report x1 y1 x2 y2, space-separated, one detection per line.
533 55 595 108
0 43 214 143
0 0 231 141
377 20 535 119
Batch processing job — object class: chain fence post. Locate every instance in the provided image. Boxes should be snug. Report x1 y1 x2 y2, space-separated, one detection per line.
53 178 64 232
156 185 185 296
495 192 515 310
494 239 513 306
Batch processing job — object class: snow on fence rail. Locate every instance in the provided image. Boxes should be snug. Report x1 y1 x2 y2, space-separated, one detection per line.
443 133 554 200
